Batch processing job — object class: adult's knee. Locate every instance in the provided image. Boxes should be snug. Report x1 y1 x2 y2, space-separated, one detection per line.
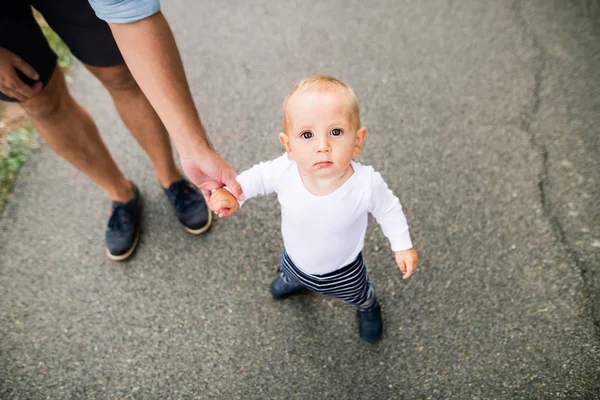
21 84 68 121
95 63 138 93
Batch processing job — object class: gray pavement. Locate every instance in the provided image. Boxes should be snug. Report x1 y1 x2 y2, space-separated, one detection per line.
1 0 599 398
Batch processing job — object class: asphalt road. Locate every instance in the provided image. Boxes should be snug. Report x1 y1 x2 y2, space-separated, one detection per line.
1 0 599 398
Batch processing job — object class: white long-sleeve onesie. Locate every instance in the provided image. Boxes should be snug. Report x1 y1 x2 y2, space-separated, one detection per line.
237 154 412 275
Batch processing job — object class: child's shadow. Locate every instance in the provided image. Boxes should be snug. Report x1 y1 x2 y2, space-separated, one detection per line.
280 292 351 341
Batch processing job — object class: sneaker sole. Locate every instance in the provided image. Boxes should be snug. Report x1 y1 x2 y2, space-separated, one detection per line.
106 196 142 261
106 228 140 261
183 210 212 235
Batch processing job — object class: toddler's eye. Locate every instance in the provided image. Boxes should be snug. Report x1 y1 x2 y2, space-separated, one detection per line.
301 131 313 139
331 128 343 136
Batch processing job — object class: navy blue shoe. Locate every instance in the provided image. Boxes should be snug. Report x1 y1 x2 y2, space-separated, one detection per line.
357 300 383 343
269 276 307 300
105 182 142 261
163 178 212 235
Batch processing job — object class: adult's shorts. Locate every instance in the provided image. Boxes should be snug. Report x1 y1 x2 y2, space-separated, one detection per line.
0 0 124 102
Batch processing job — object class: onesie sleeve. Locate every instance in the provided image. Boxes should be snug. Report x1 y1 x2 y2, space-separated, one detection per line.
235 154 291 205
88 0 161 24
367 168 413 251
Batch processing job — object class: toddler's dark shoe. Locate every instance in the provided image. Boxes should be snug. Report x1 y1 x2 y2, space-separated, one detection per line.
105 182 142 261
269 276 307 300
164 178 212 234
357 299 383 343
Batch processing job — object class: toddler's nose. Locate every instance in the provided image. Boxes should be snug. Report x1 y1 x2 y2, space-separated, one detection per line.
316 135 331 152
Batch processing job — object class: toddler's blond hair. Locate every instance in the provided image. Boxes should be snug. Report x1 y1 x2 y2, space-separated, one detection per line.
283 76 361 132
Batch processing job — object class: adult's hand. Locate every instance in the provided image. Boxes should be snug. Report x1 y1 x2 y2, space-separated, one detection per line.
180 148 244 206
0 47 42 101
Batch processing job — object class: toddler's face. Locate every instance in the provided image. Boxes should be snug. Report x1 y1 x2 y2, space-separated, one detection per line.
280 90 366 180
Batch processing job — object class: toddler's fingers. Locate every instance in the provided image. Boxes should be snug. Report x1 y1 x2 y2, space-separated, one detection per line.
208 199 220 213
211 197 226 212
411 256 418 271
403 259 416 280
218 207 231 217
398 259 407 274
223 203 239 217
216 196 238 214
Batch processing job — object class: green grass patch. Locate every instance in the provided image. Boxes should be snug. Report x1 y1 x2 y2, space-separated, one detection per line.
0 126 37 210
39 22 72 72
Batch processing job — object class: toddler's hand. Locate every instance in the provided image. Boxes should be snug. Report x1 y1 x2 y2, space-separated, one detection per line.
394 248 418 280
210 188 239 218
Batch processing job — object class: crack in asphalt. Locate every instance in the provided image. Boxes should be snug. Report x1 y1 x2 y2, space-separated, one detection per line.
512 1 600 338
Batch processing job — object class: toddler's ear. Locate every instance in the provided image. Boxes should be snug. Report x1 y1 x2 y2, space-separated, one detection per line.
279 132 293 159
354 127 367 156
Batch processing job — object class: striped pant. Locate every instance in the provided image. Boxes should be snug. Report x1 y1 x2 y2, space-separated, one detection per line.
279 249 376 311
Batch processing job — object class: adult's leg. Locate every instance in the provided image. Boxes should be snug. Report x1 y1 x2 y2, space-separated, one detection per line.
32 0 179 188
20 65 134 202
33 0 211 235
85 63 211 235
1 1 142 260
85 63 181 188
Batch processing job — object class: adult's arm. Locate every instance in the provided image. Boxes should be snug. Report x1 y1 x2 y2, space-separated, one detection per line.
88 0 243 200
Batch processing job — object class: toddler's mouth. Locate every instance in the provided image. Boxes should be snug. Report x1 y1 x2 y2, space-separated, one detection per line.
314 161 333 168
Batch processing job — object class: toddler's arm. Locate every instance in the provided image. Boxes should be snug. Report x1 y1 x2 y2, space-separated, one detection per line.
209 154 291 217
210 188 239 217
368 169 418 279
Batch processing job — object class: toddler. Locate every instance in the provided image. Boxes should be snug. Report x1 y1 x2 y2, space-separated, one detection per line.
211 76 418 342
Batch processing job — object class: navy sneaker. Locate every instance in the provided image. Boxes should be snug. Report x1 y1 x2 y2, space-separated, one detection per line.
269 276 307 300
163 178 212 234
357 299 383 343
105 182 142 261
